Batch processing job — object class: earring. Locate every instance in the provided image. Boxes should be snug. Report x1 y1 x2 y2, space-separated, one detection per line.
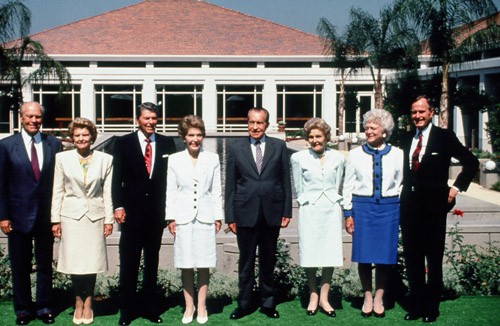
382 133 387 138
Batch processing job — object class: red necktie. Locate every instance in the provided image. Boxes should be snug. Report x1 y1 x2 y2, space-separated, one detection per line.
411 133 422 173
31 137 41 181
144 138 152 175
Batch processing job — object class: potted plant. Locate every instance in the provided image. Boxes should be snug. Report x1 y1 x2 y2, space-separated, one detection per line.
277 120 286 132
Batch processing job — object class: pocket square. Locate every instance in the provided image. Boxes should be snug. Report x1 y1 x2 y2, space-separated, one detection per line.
431 152 439 155
162 154 169 158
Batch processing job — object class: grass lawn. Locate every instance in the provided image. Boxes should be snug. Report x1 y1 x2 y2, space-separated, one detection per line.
1 296 499 325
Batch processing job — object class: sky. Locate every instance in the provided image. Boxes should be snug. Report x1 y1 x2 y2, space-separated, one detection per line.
24 0 398 36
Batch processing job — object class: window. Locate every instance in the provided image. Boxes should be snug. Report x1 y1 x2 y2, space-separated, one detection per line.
277 85 323 129
94 85 142 131
156 85 203 131
217 85 263 131
32 84 81 130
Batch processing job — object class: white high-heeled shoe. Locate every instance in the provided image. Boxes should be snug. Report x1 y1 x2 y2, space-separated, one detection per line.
82 310 94 325
73 309 83 325
196 308 208 324
182 306 195 324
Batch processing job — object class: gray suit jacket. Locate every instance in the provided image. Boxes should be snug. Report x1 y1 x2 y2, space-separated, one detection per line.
224 136 292 227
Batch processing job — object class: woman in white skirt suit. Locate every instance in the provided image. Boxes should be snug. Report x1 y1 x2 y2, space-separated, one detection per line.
166 115 223 324
51 118 114 325
291 118 345 318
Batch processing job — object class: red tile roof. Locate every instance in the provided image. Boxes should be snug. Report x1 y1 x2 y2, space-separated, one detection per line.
25 0 324 56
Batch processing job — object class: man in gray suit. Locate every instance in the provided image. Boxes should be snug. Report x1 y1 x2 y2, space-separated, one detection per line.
225 107 292 320
0 102 61 325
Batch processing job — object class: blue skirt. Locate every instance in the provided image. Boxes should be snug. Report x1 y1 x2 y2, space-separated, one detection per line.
351 199 399 264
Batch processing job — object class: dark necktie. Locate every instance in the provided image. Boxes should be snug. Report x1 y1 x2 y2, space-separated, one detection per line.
31 137 41 181
411 132 422 173
144 138 152 175
255 141 263 174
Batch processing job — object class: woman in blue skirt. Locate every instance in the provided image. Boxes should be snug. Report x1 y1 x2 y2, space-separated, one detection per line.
343 109 403 318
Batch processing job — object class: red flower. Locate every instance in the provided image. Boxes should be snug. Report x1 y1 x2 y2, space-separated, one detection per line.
452 209 464 217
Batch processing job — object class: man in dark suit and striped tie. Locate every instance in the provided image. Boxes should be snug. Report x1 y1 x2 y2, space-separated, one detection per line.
225 107 292 320
400 96 479 323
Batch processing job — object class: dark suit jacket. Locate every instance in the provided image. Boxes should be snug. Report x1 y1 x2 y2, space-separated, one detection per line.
225 136 292 227
111 132 176 227
0 133 61 233
400 125 479 211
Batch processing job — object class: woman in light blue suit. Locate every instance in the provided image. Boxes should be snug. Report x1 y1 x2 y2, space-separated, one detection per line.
291 118 344 317
166 115 223 324
51 118 114 325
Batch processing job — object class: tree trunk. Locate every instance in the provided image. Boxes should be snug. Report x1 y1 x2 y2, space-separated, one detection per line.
374 69 383 110
338 70 346 136
439 62 449 129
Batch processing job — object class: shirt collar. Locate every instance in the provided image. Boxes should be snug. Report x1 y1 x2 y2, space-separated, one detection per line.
415 123 432 138
21 128 41 144
138 130 156 143
250 135 266 145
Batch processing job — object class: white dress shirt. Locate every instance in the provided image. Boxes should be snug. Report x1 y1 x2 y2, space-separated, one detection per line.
21 129 44 170
137 131 156 177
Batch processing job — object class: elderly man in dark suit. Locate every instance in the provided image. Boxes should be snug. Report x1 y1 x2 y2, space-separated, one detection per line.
400 96 479 323
112 102 176 326
0 102 61 325
225 107 292 320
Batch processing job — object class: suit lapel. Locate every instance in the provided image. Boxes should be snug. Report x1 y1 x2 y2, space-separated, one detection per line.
260 137 274 173
14 133 35 178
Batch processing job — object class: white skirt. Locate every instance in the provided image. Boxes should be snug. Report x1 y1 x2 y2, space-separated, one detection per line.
174 219 217 269
56 215 108 274
298 195 344 267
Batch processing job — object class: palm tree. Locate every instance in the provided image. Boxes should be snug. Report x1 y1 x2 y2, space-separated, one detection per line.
0 0 30 82
317 18 365 136
398 0 498 128
346 2 419 110
1 0 70 108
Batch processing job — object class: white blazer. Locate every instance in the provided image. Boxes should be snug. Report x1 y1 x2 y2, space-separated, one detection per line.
165 149 223 224
51 149 114 223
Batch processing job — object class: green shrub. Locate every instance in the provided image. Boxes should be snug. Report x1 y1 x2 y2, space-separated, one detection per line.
445 220 500 295
490 181 500 192
206 270 238 299
0 244 12 300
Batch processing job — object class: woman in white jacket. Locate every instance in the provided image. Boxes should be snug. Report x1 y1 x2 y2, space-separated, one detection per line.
51 118 113 325
291 118 345 318
166 115 223 324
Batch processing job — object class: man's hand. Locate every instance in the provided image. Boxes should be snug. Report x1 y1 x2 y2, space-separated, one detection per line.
52 223 61 238
167 221 176 236
281 217 290 228
114 208 126 224
448 187 458 204
0 220 12 235
227 222 237 234
345 217 354 235
104 224 113 237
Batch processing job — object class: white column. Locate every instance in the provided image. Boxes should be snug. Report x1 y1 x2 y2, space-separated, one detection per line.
478 74 492 152
80 77 94 120
323 76 336 135
453 105 466 146
263 79 277 126
203 78 217 133
142 64 156 103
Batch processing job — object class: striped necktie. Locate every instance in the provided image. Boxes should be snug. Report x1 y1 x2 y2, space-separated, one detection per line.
255 140 263 174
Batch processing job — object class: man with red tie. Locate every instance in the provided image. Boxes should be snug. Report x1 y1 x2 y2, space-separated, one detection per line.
0 102 61 325
112 102 176 325
400 96 479 323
